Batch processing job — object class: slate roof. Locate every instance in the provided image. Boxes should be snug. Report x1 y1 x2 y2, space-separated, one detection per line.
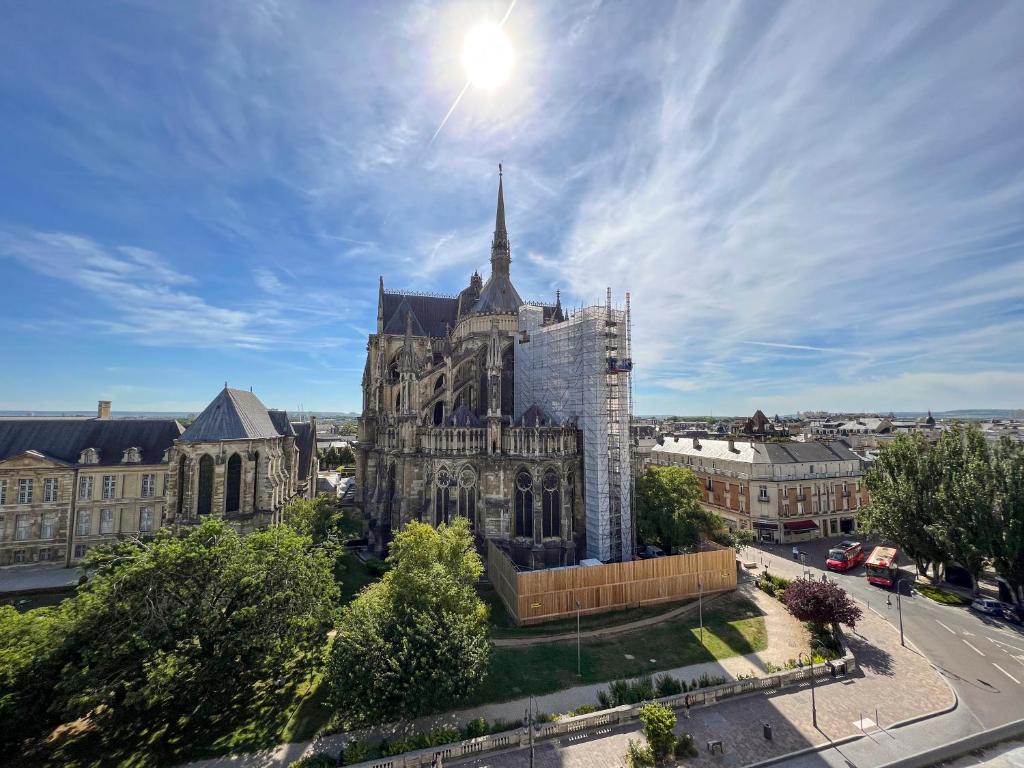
763 441 861 463
446 404 483 427
291 421 315 483
268 410 296 437
179 388 285 442
515 404 556 427
470 273 523 315
381 292 458 338
0 418 183 466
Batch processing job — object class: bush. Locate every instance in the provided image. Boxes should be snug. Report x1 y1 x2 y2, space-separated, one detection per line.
654 673 683 697
289 754 336 768
638 702 677 763
626 738 656 767
674 733 698 758
694 672 727 689
363 557 389 576
596 690 613 710
608 675 655 706
487 718 517 734
340 741 372 765
566 704 598 717
461 717 489 739
763 661 781 674
807 621 843 659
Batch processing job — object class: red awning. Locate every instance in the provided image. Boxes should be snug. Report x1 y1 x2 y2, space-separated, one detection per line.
783 519 819 532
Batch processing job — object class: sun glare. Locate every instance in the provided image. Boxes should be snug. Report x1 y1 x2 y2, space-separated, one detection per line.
461 22 514 90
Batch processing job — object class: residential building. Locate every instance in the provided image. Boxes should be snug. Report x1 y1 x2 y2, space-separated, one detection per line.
650 436 868 544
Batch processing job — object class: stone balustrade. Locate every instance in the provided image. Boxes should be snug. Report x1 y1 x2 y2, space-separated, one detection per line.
338 652 857 768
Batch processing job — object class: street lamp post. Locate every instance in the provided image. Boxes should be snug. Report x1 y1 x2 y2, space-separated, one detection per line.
575 598 582 677
798 643 823 729
894 577 910 647
526 695 536 768
698 578 704 645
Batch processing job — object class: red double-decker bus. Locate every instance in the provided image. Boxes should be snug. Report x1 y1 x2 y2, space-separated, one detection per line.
826 541 865 572
865 546 899 587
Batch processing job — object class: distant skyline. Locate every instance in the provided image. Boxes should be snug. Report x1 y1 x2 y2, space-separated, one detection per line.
1 1 1022 415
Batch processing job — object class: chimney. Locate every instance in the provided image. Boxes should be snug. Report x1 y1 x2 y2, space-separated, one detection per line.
728 435 736 452
692 436 701 449
97 400 112 420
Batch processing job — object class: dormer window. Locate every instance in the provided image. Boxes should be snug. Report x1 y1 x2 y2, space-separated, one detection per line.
123 447 142 464
79 448 99 465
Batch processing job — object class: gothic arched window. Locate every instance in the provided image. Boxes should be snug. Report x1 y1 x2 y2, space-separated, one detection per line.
515 470 534 539
197 455 214 516
435 466 452 526
176 455 187 516
225 453 241 513
542 468 560 538
433 401 444 426
252 451 260 511
458 466 477 529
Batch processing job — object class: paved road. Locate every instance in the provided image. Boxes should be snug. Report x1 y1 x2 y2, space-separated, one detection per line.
747 538 1024 730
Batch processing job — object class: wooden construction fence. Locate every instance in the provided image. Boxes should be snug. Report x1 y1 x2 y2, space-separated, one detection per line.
486 540 737 625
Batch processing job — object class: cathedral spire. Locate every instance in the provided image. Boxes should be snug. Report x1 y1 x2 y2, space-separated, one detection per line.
491 163 510 278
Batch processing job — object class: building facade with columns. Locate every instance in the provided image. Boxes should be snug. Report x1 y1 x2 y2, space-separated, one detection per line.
356 170 587 568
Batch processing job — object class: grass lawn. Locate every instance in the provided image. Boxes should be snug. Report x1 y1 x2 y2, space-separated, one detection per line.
479 583 698 638
468 593 765 707
917 584 969 605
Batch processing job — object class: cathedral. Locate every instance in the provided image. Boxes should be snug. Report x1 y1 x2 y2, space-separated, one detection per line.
356 169 585 568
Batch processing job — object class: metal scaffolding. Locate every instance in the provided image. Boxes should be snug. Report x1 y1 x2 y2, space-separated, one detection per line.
515 291 633 561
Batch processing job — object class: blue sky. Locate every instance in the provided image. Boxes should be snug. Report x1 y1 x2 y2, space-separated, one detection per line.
1 1 1022 415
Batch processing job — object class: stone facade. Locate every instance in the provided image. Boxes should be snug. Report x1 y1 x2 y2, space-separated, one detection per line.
650 436 869 544
356 170 583 568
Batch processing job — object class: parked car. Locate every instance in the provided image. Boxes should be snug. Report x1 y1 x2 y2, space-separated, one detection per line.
638 545 666 560
1002 604 1024 625
970 597 1004 616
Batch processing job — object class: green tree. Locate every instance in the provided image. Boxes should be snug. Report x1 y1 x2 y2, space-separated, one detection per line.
638 702 677 764
991 437 1024 605
337 445 356 467
931 425 997 594
636 466 724 553
283 493 337 544
861 433 948 579
1 519 338 751
325 518 490 724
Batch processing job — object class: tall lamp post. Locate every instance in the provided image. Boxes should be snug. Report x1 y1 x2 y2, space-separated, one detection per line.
798 640 824 729
575 597 582 677
525 695 537 768
894 576 910 647
698 577 704 645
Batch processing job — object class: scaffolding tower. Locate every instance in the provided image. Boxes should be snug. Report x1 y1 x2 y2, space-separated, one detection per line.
515 291 634 561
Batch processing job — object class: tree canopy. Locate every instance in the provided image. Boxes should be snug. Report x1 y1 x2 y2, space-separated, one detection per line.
781 579 862 630
325 518 490 724
1 518 338 754
992 437 1024 605
636 466 725 553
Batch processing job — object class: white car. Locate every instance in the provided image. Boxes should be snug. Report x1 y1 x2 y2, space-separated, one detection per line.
970 597 1004 616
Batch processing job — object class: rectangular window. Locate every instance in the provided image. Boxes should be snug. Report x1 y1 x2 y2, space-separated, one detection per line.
0 479 7 504
139 506 153 532
18 479 33 504
102 475 116 500
141 474 155 498
76 510 91 536
99 508 114 534
15 514 31 541
43 477 59 502
39 548 52 562
41 514 57 539
74 544 86 559
78 476 93 501
15 549 26 564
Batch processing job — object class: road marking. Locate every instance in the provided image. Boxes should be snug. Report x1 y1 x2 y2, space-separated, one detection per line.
989 637 1024 654
962 639 985 656
993 663 1021 684
936 620 956 634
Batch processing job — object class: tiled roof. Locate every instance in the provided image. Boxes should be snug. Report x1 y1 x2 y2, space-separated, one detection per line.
268 410 296 437
515 403 556 427
446 404 482 427
179 388 284 442
382 292 458 338
763 441 861 463
470 273 523 315
291 421 315 483
0 418 183 466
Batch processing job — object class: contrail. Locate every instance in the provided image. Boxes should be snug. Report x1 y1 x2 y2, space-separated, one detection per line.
429 0 518 146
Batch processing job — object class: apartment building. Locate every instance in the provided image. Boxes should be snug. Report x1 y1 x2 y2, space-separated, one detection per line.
650 436 869 543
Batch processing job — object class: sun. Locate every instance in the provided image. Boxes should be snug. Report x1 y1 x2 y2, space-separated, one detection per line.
461 21 514 90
